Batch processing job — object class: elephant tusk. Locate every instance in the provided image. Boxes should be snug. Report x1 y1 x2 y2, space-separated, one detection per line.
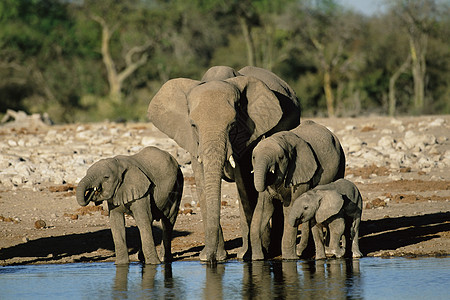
197 157 202 164
250 170 254 174
229 155 236 168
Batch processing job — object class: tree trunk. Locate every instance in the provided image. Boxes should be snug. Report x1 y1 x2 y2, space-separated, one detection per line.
239 16 256 67
389 55 411 116
409 29 428 114
323 70 335 117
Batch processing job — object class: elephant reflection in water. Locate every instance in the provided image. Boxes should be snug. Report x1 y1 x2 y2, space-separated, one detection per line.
241 260 361 299
113 264 177 297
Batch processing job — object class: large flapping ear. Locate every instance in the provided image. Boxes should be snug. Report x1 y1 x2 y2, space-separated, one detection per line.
148 78 200 157
315 190 344 224
285 137 317 187
226 76 283 146
114 163 151 206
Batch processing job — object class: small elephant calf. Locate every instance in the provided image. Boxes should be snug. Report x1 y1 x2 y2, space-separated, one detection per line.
288 178 363 259
76 146 183 264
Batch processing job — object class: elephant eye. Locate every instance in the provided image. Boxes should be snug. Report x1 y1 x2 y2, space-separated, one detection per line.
304 205 308 210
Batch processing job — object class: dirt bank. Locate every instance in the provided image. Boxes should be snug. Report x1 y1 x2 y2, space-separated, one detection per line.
1 115 449 265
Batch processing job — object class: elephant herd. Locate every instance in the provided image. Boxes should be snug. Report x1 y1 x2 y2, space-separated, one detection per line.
77 66 363 264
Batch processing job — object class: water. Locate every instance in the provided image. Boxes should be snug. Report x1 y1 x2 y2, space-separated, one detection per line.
0 257 449 299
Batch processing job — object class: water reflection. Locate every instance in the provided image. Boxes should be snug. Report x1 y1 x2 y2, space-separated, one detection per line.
109 259 362 299
240 259 362 299
0 258 448 298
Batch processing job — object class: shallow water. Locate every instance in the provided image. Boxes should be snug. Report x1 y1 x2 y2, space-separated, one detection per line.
0 257 449 299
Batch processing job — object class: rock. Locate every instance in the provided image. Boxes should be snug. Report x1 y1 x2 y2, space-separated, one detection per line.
34 220 46 229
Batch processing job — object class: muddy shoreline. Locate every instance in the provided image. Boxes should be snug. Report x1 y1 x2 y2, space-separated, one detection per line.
1 115 449 266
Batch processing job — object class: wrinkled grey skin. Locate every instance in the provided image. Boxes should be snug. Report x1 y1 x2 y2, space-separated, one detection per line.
148 66 300 262
288 179 363 259
251 120 345 260
76 146 183 265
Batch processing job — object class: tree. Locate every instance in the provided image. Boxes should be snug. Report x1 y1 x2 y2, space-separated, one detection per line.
79 0 156 104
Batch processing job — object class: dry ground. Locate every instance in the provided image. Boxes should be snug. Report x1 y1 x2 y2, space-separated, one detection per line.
0 116 449 265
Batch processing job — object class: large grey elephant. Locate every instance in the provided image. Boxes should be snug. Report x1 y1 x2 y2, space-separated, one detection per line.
76 146 183 265
148 66 301 262
251 120 345 260
288 178 363 259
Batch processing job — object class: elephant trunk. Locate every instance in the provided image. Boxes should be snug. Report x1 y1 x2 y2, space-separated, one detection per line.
253 156 271 193
201 130 228 261
76 175 95 206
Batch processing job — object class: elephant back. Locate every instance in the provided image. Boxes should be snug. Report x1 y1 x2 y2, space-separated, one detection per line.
292 120 345 184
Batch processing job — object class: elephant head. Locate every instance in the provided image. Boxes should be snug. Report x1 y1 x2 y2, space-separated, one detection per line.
148 67 293 261
288 189 344 227
252 131 318 193
76 157 151 207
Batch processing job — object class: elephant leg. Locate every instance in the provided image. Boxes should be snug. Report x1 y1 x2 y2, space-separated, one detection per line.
160 218 173 262
192 159 227 261
282 204 299 260
351 217 363 258
131 199 161 265
311 224 326 260
234 160 258 260
250 192 274 260
296 221 310 257
109 207 129 265
326 218 345 258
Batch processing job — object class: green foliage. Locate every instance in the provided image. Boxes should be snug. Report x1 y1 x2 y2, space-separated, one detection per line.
0 0 449 123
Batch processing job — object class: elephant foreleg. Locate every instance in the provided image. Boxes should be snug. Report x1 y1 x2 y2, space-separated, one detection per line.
234 160 258 260
250 192 274 260
296 221 310 257
326 217 345 258
131 199 161 265
311 224 326 260
109 207 129 265
191 158 227 261
282 204 299 260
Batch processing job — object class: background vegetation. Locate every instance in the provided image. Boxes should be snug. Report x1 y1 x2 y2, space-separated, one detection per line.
0 0 449 123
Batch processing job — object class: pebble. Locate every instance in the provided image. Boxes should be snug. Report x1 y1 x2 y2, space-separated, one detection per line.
1 111 449 188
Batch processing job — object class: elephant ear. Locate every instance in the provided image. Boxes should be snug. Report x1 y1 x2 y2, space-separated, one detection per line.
114 165 151 206
226 76 283 147
285 137 318 187
315 190 344 224
148 78 201 157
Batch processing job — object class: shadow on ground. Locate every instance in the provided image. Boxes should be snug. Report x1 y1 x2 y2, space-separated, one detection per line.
359 212 450 255
1 212 448 265
0 227 190 265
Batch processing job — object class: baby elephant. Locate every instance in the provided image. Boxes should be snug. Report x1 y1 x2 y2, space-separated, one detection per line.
76 146 183 265
288 178 363 259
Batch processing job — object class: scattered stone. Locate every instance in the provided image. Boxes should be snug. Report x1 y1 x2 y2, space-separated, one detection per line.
34 219 46 229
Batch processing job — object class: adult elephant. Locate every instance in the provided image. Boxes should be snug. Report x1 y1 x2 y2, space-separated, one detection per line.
148 66 301 262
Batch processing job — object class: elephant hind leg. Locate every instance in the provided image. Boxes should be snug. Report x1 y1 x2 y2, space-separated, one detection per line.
161 217 173 262
351 217 363 258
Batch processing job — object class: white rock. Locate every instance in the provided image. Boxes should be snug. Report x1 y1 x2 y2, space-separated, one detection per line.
429 118 445 127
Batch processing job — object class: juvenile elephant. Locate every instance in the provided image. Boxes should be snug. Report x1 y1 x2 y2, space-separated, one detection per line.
148 66 301 262
76 146 183 265
288 178 363 259
251 120 345 260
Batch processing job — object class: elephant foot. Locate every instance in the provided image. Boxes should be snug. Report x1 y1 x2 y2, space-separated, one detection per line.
200 247 227 262
115 258 130 265
315 250 326 260
144 255 161 265
252 251 265 261
237 245 249 260
352 249 363 258
282 251 299 261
